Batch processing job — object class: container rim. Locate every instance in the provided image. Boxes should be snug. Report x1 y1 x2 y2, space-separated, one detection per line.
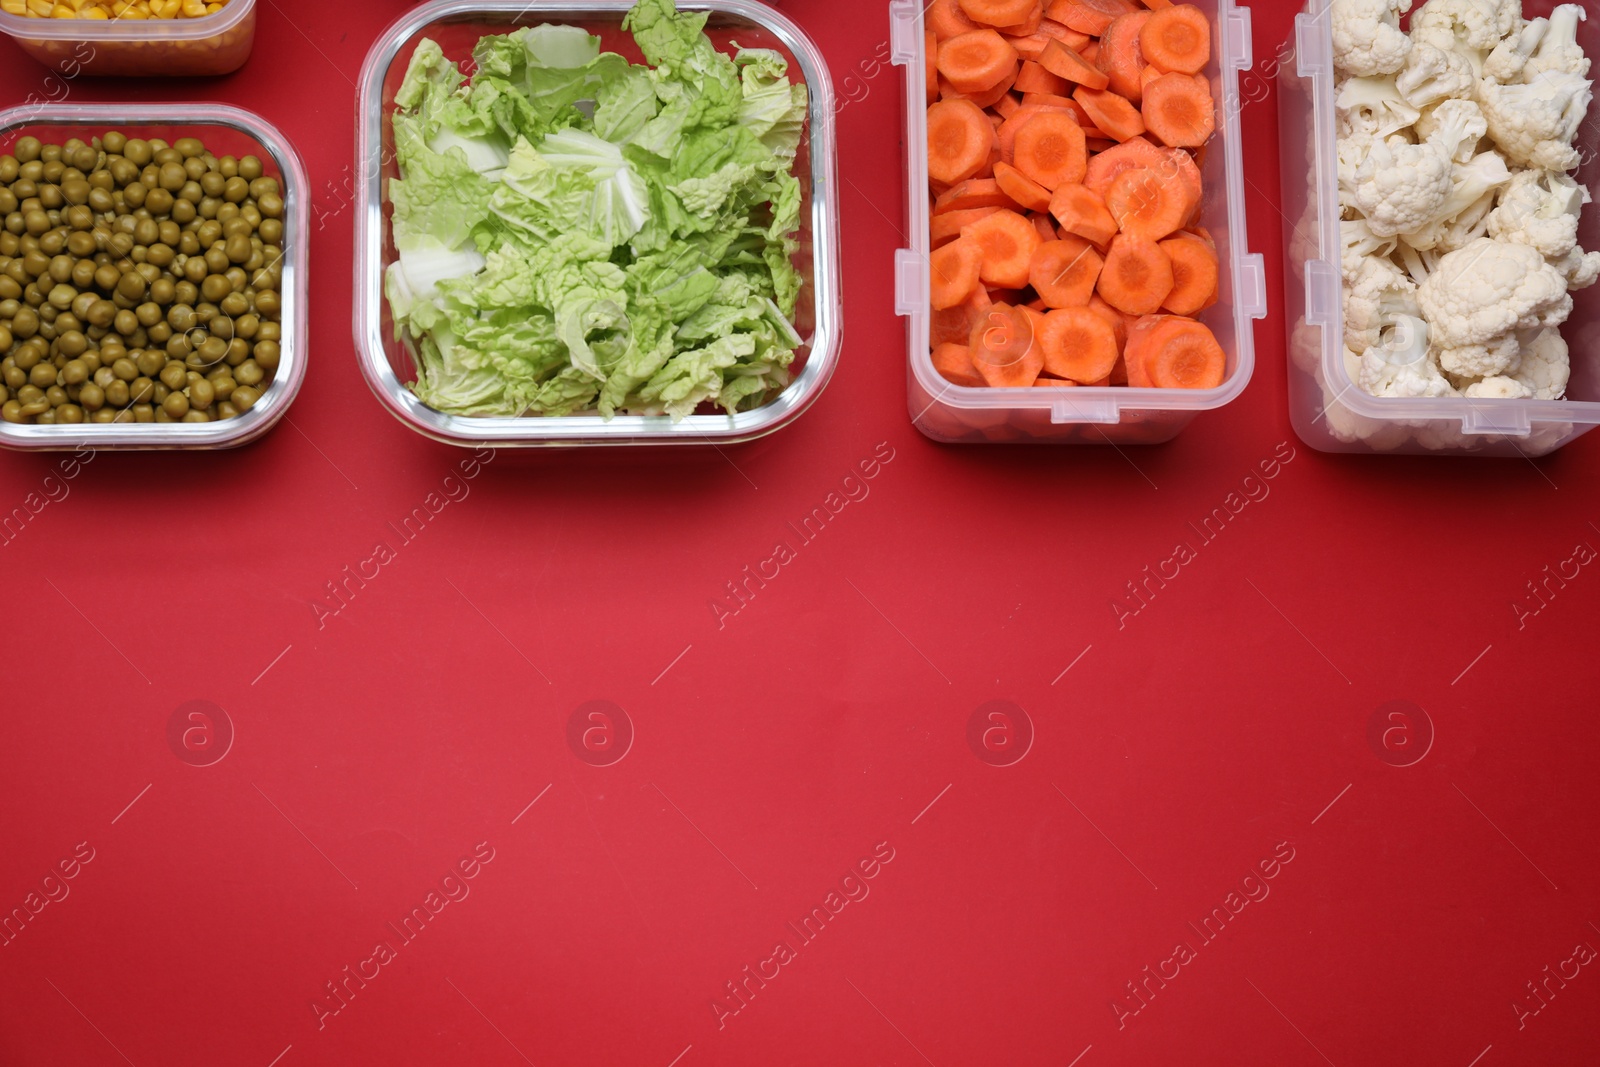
1295 0 1600 434
0 101 309 451
0 0 253 42
351 0 842 447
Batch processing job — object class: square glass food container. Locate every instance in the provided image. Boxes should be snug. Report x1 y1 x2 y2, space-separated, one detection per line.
890 0 1267 445
0 103 308 451
354 0 841 448
1279 0 1600 458
0 0 255 77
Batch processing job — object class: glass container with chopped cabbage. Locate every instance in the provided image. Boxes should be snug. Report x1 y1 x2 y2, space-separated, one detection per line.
383 0 809 420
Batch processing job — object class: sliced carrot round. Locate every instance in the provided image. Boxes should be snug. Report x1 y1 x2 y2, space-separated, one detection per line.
1029 237 1104 308
1029 211 1059 242
1011 110 1088 190
1142 71 1215 147
1037 38 1110 90
1096 11 1151 103
1048 0 1138 36
993 160 1054 211
939 30 1021 94
1084 137 1201 216
962 208 1044 289
1104 166 1189 241
933 205 1005 246
932 287 994 347
1126 315 1225 389
1072 86 1146 142
958 0 1040 26
1158 231 1219 315
930 236 985 310
934 178 1021 215
968 303 1044 387
932 342 987 388
1048 183 1119 248
929 0 984 41
927 98 998 185
1088 293 1132 353
1096 234 1174 316
1141 4 1211 74
1039 305 1121 383
1014 60 1070 96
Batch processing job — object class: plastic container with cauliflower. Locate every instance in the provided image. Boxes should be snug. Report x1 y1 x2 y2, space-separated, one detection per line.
1279 0 1600 457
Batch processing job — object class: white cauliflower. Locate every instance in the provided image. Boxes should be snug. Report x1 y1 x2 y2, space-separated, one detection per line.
1415 98 1488 162
1412 0 1515 69
1360 314 1458 396
1402 149 1512 249
1341 217 1401 281
1396 240 1444 284
1416 237 1573 348
1332 0 1415 77
1347 134 1455 236
1524 5 1591 80
1437 332 1521 376
1482 17 1549 83
1550 245 1600 290
1397 43 1477 109
1463 375 1534 398
1485 169 1589 257
1510 327 1571 399
1345 256 1421 352
1336 76 1424 139
1478 71 1593 172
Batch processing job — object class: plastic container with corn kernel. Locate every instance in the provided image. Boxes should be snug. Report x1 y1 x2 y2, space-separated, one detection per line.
0 0 254 77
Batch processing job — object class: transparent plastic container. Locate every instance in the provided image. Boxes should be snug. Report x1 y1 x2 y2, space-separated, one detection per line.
1279 0 1600 457
889 0 1266 445
353 0 841 448
0 0 255 77
0 103 308 451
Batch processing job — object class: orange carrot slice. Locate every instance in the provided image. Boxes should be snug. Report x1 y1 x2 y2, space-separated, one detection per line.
934 178 1022 214
928 99 999 185
1049 183 1119 247
942 69 1022 110
993 3 1046 35
1014 60 1070 95
1158 231 1219 315
939 30 1021 94
933 205 1005 246
1039 305 1121 382
1141 4 1211 74
1033 377 1079 386
1141 71 1214 146
1084 136 1200 212
1011 110 1088 190
1037 18 1092 46
963 209 1044 289
1097 234 1174 315
1072 86 1146 141
994 91 1023 118
932 342 987 388
994 160 1054 211
958 0 1041 26
968 303 1045 387
1038 38 1111 90
1125 315 1224 389
1104 166 1189 240
930 0 984 41
932 286 994 347
1046 0 1138 36
930 236 985 310
1029 236 1104 308
1088 293 1133 352
1029 211 1059 242
1096 11 1151 103
926 31 941 105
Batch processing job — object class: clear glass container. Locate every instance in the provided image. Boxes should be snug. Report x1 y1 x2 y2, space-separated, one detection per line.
0 102 308 451
890 0 1267 445
0 0 255 77
1279 0 1600 457
353 0 842 447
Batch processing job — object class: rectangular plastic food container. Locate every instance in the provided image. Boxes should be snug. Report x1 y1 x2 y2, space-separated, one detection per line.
0 102 308 451
890 0 1266 445
354 0 841 448
1279 0 1600 457
0 0 255 77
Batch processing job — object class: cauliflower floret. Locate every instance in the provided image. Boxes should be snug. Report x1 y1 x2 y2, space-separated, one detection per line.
1332 0 1415 77
1412 0 1513 70
1396 43 1477 109
1402 150 1512 250
1510 328 1571 399
1347 134 1455 237
1360 315 1458 397
1344 257 1421 352
1416 98 1488 163
1341 218 1401 281
1463 375 1534 398
1416 238 1573 347
1482 17 1549 83
1485 169 1589 258
1550 246 1600 290
1336 76 1424 140
1437 332 1521 376
1525 5 1591 80
1478 71 1593 173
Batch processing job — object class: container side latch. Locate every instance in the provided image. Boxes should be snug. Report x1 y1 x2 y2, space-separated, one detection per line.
895 249 925 317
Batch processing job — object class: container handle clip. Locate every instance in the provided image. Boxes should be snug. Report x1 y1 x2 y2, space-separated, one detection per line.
1226 4 1253 71
895 249 926 317
889 0 920 66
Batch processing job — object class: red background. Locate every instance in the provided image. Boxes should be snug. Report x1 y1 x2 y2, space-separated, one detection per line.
2 3 1597 1066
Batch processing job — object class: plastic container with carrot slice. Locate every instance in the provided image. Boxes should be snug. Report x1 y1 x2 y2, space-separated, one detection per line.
891 0 1264 445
